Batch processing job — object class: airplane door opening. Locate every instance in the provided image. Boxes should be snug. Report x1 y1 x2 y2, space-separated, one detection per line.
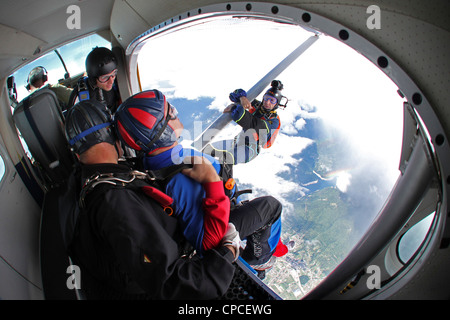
132 16 407 299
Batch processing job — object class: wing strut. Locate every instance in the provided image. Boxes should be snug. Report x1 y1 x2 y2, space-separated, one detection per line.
192 34 319 151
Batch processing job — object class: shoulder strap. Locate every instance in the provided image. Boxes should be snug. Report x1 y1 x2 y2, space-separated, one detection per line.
79 170 175 214
77 76 90 101
145 163 192 182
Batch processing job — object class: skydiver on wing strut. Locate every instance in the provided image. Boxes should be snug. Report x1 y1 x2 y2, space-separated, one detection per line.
204 80 286 165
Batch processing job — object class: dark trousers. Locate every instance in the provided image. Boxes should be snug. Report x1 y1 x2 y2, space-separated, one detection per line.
229 196 282 265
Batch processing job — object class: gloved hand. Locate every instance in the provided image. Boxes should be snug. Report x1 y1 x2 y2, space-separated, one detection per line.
229 89 247 103
222 223 241 261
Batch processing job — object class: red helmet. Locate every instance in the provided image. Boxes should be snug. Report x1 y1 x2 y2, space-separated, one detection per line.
114 90 177 154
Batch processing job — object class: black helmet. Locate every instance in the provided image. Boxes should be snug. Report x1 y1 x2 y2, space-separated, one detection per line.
85 47 117 79
65 100 116 154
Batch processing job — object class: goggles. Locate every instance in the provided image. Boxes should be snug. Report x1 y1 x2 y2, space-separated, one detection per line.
168 102 178 120
263 94 278 105
98 69 118 83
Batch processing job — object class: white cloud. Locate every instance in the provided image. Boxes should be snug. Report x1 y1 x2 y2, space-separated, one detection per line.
336 171 352 193
294 118 306 131
233 133 313 213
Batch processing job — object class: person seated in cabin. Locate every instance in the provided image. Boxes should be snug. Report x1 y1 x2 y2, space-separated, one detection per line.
204 80 285 165
61 99 238 299
114 89 289 274
68 47 121 114
26 66 73 110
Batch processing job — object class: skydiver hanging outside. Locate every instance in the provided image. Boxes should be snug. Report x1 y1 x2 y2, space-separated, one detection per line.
114 89 289 275
204 80 286 165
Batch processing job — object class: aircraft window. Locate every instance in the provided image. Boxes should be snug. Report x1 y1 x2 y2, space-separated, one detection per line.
11 33 111 102
135 17 404 299
10 34 111 163
397 213 435 264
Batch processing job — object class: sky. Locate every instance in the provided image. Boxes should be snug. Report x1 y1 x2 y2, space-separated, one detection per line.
137 17 405 214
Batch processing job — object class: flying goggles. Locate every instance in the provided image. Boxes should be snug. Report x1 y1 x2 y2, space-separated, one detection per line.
262 93 288 109
263 94 278 105
98 69 118 83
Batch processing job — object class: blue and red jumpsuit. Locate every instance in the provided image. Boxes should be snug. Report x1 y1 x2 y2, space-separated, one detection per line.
143 145 229 254
143 145 287 266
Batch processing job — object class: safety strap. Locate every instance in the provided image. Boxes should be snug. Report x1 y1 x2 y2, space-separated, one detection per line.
77 76 119 105
144 160 252 208
145 163 192 182
79 170 174 215
143 114 172 151
151 161 252 205
125 160 252 209
68 122 111 146
77 77 90 101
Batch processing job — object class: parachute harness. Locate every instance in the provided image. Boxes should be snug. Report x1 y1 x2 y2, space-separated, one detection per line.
79 170 174 215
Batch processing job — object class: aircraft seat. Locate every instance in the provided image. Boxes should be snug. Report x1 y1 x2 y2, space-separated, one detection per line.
40 185 84 300
13 88 74 188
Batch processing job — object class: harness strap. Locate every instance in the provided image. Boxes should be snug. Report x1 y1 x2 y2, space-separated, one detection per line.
68 122 111 146
78 77 90 101
79 170 174 215
141 186 174 215
145 163 192 181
